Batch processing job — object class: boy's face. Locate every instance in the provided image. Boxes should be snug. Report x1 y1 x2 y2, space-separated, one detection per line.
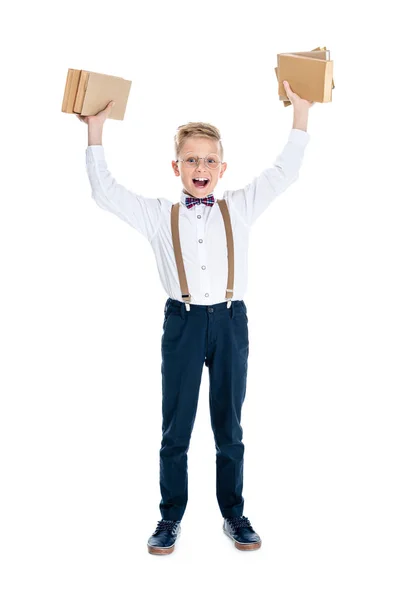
172 136 227 198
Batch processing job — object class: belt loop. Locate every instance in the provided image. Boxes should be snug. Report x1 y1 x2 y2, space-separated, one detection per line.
230 301 235 319
180 301 185 320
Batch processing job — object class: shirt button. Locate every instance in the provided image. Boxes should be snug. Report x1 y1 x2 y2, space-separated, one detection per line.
205 293 209 297
197 215 201 219
208 307 214 312
199 239 203 243
201 265 206 270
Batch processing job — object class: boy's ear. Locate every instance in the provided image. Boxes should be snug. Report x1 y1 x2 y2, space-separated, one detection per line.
171 159 179 174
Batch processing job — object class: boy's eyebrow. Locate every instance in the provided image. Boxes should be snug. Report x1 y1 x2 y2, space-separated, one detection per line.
182 151 219 156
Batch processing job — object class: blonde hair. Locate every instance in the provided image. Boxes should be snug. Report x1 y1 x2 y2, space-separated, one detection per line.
174 121 224 162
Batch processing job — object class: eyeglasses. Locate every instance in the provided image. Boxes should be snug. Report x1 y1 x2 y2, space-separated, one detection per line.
176 152 222 170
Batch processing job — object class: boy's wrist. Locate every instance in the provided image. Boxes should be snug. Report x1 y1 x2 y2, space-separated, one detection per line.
292 108 309 132
88 122 103 145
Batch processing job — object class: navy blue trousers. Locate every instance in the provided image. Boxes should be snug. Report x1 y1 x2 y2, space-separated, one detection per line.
159 297 249 521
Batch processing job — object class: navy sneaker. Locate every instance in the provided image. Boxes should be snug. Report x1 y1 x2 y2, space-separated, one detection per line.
223 515 262 551
147 519 181 555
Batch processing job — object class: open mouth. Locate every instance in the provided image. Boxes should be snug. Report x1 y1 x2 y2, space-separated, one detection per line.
192 177 210 189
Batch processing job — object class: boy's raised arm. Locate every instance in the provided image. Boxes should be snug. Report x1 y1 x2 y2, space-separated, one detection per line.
226 81 314 228
78 104 163 242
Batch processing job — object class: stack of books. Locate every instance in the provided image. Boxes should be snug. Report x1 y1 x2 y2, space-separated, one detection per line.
61 69 132 120
275 46 335 106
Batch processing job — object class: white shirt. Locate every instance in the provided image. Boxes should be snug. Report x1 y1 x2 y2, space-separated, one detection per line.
85 128 310 305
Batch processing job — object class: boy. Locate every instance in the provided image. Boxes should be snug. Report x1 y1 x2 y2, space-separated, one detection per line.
80 80 313 554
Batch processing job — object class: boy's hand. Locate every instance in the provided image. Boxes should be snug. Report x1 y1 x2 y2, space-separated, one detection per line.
76 101 115 126
283 81 315 111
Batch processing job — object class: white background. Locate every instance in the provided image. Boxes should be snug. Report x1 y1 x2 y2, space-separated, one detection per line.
1 1 399 598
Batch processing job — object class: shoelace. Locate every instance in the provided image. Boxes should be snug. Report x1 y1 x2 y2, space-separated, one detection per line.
226 516 252 531
153 519 180 534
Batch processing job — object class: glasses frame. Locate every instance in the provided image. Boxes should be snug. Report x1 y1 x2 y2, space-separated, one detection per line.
176 152 223 170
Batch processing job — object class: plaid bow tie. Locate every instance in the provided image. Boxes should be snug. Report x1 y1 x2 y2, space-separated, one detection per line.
185 194 215 209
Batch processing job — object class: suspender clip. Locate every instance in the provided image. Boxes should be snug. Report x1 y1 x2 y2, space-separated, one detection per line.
182 293 191 311
226 288 233 309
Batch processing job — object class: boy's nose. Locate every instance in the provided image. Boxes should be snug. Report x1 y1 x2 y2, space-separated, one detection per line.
195 162 210 172
195 158 210 167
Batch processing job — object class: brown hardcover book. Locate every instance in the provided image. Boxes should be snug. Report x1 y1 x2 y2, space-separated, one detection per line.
275 46 335 107
61 69 132 120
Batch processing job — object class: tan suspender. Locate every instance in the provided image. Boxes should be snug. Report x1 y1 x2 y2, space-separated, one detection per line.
171 199 234 311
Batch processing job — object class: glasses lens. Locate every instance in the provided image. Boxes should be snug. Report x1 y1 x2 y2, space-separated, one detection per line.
182 154 197 167
182 153 220 169
205 153 220 169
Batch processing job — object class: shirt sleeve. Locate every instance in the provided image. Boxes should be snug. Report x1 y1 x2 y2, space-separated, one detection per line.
225 128 311 227
85 145 162 242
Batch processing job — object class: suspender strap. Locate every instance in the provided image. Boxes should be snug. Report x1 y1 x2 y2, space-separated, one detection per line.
171 202 191 308
217 199 234 306
170 199 234 310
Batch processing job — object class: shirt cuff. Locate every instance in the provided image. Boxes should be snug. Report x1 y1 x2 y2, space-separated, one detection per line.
86 145 105 159
288 128 310 146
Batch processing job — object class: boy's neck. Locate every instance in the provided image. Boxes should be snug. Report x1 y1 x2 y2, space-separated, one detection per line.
183 189 214 198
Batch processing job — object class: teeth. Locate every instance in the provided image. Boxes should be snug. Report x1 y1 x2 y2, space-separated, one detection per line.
193 178 208 181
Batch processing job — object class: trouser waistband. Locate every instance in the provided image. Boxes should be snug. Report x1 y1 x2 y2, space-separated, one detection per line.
165 298 246 318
